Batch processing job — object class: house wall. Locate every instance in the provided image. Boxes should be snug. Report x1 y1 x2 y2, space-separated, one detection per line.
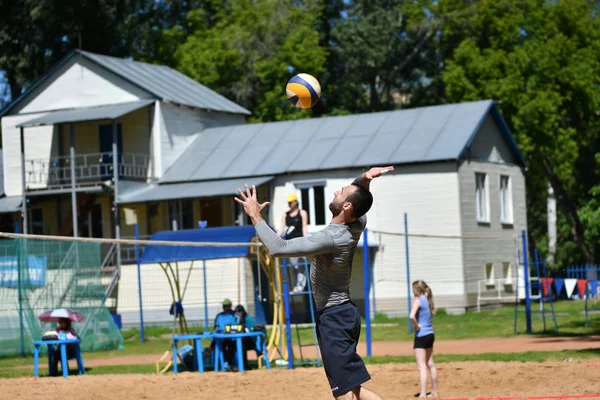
269 163 466 316
157 103 245 178
11 54 151 114
458 114 528 309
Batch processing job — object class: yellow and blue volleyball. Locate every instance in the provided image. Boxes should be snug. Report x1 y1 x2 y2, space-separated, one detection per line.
286 73 321 109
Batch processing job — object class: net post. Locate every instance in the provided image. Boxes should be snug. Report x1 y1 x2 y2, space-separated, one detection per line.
522 230 532 334
281 258 293 369
362 228 372 357
135 223 145 343
16 237 25 357
405 213 413 334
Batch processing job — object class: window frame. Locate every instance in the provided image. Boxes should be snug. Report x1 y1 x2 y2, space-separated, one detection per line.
475 172 490 223
499 175 513 225
294 181 327 229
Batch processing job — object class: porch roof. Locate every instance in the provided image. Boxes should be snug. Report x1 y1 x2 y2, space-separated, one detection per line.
0 196 22 214
117 176 274 204
16 100 155 128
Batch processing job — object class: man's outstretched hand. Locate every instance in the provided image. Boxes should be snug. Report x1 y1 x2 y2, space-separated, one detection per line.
235 183 271 225
365 166 394 180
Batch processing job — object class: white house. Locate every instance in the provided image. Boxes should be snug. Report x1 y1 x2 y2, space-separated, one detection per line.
0 49 528 327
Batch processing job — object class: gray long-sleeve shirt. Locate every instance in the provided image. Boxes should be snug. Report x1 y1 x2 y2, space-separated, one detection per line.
254 176 369 310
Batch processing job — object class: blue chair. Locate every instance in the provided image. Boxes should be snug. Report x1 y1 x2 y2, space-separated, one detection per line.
33 332 85 378
212 313 238 370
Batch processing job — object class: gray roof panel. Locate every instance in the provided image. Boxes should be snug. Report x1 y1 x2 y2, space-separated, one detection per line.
17 100 154 127
288 138 340 171
318 115 359 139
0 196 22 214
280 118 324 143
160 100 525 182
344 112 389 137
389 104 457 163
118 176 274 204
319 136 372 170
253 141 306 175
79 51 250 116
221 143 277 178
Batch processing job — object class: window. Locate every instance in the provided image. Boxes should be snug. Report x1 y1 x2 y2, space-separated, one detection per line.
500 175 513 224
200 198 222 228
475 173 489 223
296 183 326 227
28 209 43 235
503 262 512 284
168 199 195 231
485 263 495 286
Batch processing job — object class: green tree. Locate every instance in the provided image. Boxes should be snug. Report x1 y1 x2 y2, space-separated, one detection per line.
174 0 327 122
441 0 600 265
0 0 145 111
322 0 442 115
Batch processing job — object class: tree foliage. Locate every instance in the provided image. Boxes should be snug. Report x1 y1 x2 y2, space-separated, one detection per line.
0 0 599 266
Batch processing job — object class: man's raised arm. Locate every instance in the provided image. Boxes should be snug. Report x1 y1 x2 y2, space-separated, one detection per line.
254 221 334 257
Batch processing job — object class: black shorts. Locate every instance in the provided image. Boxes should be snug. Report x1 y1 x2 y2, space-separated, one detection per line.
315 301 371 397
414 333 435 349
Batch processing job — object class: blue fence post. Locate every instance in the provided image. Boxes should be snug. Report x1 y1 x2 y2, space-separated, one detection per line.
405 213 413 335
135 223 145 343
522 230 532 334
362 229 372 357
281 258 293 369
16 237 25 357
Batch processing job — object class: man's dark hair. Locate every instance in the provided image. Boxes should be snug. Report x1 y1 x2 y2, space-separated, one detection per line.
348 185 373 218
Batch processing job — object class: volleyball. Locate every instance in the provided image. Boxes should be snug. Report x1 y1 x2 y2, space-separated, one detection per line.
286 73 321 109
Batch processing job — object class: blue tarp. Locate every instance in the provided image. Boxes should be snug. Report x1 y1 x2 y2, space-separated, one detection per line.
140 225 257 264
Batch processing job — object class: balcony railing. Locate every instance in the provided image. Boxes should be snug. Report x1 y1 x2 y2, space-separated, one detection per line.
25 152 150 189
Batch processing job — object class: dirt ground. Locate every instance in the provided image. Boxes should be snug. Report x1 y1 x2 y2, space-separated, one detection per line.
81 335 600 367
4 361 600 400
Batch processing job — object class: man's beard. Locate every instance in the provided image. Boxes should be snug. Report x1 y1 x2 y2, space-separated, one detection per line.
329 201 342 217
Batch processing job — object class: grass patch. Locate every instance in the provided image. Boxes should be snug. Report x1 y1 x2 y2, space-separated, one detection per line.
1 300 598 371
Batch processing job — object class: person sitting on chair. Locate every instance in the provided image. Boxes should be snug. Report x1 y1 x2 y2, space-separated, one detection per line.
52 318 79 376
235 304 257 370
212 298 237 370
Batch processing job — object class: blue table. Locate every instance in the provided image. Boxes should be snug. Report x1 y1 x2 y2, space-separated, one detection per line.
212 331 270 373
33 339 85 378
172 333 213 374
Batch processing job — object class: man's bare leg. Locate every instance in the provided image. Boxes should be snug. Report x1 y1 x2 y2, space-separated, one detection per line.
335 386 383 400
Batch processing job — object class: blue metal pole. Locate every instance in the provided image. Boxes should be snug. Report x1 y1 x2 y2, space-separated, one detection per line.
405 213 413 334
362 229 372 357
522 230 532 334
17 237 25 357
281 258 293 369
135 224 145 343
203 259 209 332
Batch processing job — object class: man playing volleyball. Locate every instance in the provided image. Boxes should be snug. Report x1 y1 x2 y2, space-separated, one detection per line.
235 166 393 400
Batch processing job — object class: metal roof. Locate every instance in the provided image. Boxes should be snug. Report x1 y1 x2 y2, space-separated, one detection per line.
0 50 250 119
161 99 526 183
79 51 251 116
118 176 274 204
17 100 155 127
0 196 22 214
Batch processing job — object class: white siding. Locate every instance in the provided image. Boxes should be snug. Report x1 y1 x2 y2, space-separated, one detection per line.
458 160 527 306
269 164 466 316
1 113 57 196
116 258 250 327
13 55 151 114
158 103 244 178
469 114 518 165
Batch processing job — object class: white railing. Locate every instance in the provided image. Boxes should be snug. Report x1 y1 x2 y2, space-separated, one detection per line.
25 152 149 189
476 278 515 312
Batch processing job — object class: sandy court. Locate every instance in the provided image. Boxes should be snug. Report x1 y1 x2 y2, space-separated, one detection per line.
4 361 600 399
77 335 600 367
